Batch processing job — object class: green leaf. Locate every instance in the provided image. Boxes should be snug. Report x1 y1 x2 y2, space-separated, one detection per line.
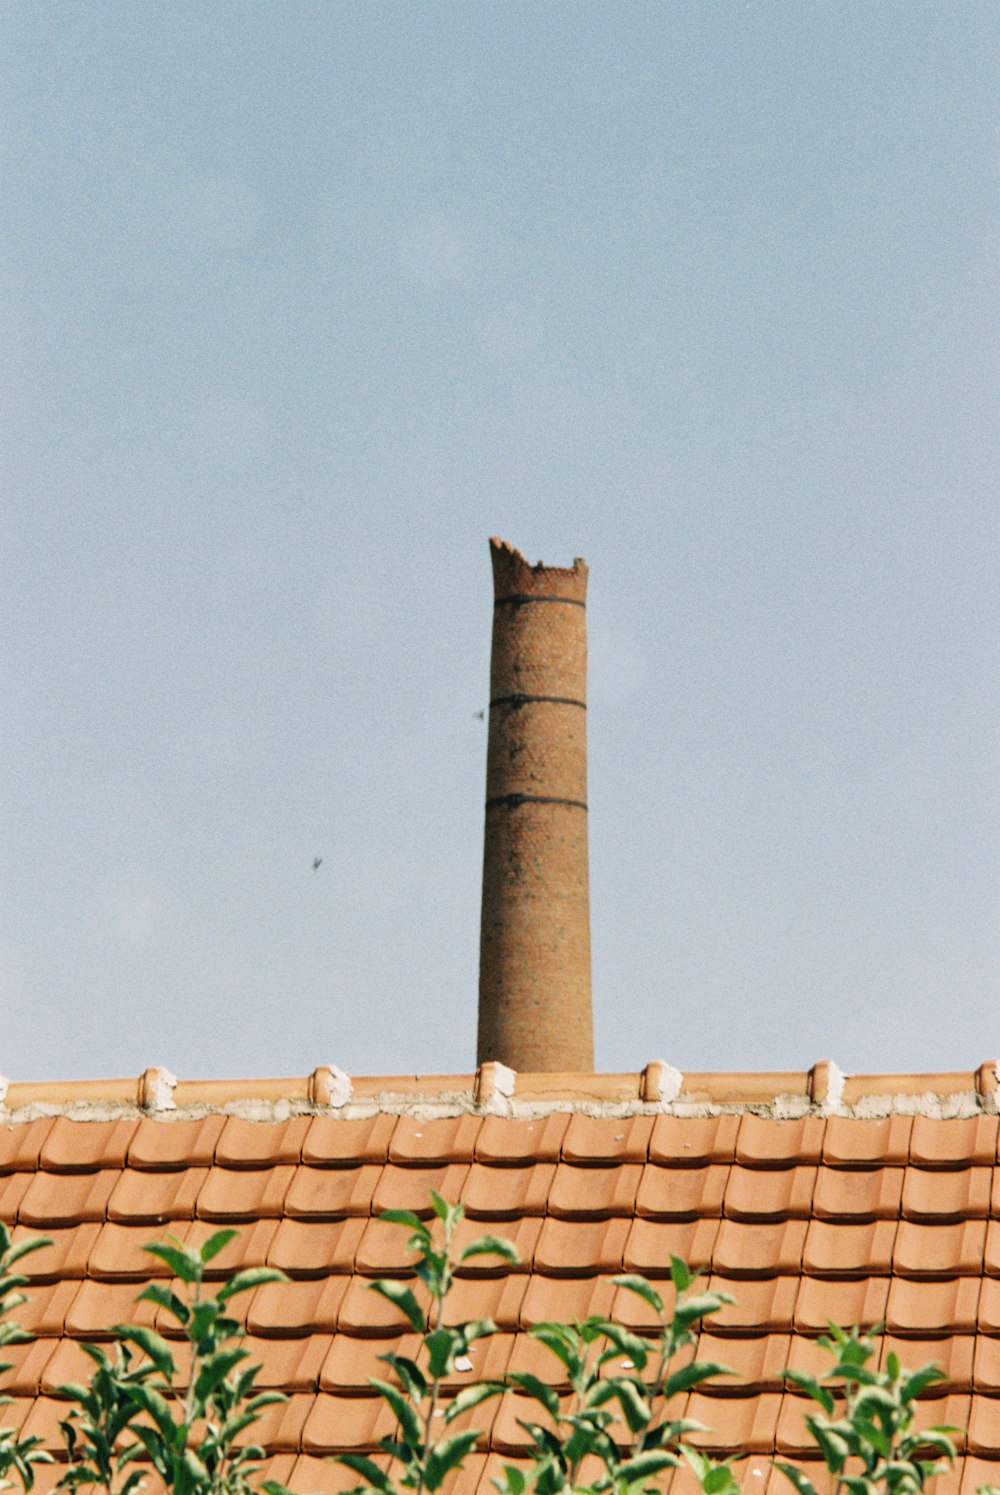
805 1415 850 1472
669 1257 693 1294
773 1462 821 1495
900 1365 945 1403
508 1373 560 1420
217 1266 289 1303
380 1351 427 1402
673 1291 731 1330
112 1324 176 1380
369 1279 426 1332
443 1382 506 1422
3 1237 52 1269
459 1235 521 1265
379 1209 428 1234
782 1369 835 1415
588 1378 651 1433
124 1382 177 1440
610 1275 663 1314
143 1240 201 1282
136 1283 189 1323
616 1451 678 1484
528 1324 582 1376
661 1359 732 1400
196 1228 240 1263
425 1327 458 1380
193 1345 249 1403
369 1377 423 1448
492 1463 527 1495
336 1453 394 1492
424 1429 480 1491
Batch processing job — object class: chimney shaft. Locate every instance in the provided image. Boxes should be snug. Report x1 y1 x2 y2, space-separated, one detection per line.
476 538 594 1072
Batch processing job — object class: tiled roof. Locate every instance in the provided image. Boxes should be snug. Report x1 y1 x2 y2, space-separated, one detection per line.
2 1063 1000 1494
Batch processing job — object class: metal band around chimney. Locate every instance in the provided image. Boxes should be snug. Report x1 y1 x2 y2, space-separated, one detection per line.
494 593 586 608
485 793 588 811
490 693 586 710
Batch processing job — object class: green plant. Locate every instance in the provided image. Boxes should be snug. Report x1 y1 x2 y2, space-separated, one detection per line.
337 1192 518 1495
0 1225 54 1492
57 1228 290 1495
497 1257 733 1495
776 1323 958 1495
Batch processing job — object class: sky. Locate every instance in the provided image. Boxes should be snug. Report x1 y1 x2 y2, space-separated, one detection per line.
2 2 997 1085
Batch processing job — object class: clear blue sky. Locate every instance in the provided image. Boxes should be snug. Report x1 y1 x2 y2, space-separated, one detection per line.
3 2 997 1082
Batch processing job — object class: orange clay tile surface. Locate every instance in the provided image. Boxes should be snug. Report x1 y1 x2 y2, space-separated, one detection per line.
1 1073 1000 1493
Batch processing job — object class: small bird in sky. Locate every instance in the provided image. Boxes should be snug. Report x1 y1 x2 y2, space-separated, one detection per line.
312 857 323 870
473 709 485 720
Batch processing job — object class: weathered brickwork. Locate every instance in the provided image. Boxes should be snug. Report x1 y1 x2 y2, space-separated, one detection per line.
477 539 594 1072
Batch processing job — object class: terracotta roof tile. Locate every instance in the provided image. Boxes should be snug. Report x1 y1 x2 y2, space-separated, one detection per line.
128 1115 226 1169
215 1117 312 1169
622 1217 719 1277
19 1170 116 1227
735 1116 826 1168
712 1219 808 1277
389 1115 482 1165
370 1164 470 1218
822 1115 913 1167
801 1219 897 1277
722 1167 816 1222
248 1275 349 1337
14 1222 101 1281
286 1454 390 1494
909 1116 1000 1168
107 1166 209 1223
902 1167 992 1222
547 1163 642 1219
793 1275 890 1334
474 1114 570 1164
812 1165 904 1220
0 1119 54 1171
533 1217 631 1276
885 1275 981 1335
635 1164 728 1220
40 1117 139 1173
648 1115 739 1167
283 1164 384 1220
301 1116 397 1167
893 1219 988 1277
560 1114 654 1164
197 1164 296 1220
686 1390 782 1453
266 1217 365 1277
462 1162 555 1219
4 1074 1000 1473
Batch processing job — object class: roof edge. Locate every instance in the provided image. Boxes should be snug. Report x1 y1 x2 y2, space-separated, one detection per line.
0 1060 996 1123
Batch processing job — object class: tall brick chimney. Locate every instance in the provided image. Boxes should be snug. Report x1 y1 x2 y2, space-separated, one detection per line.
477 538 594 1072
